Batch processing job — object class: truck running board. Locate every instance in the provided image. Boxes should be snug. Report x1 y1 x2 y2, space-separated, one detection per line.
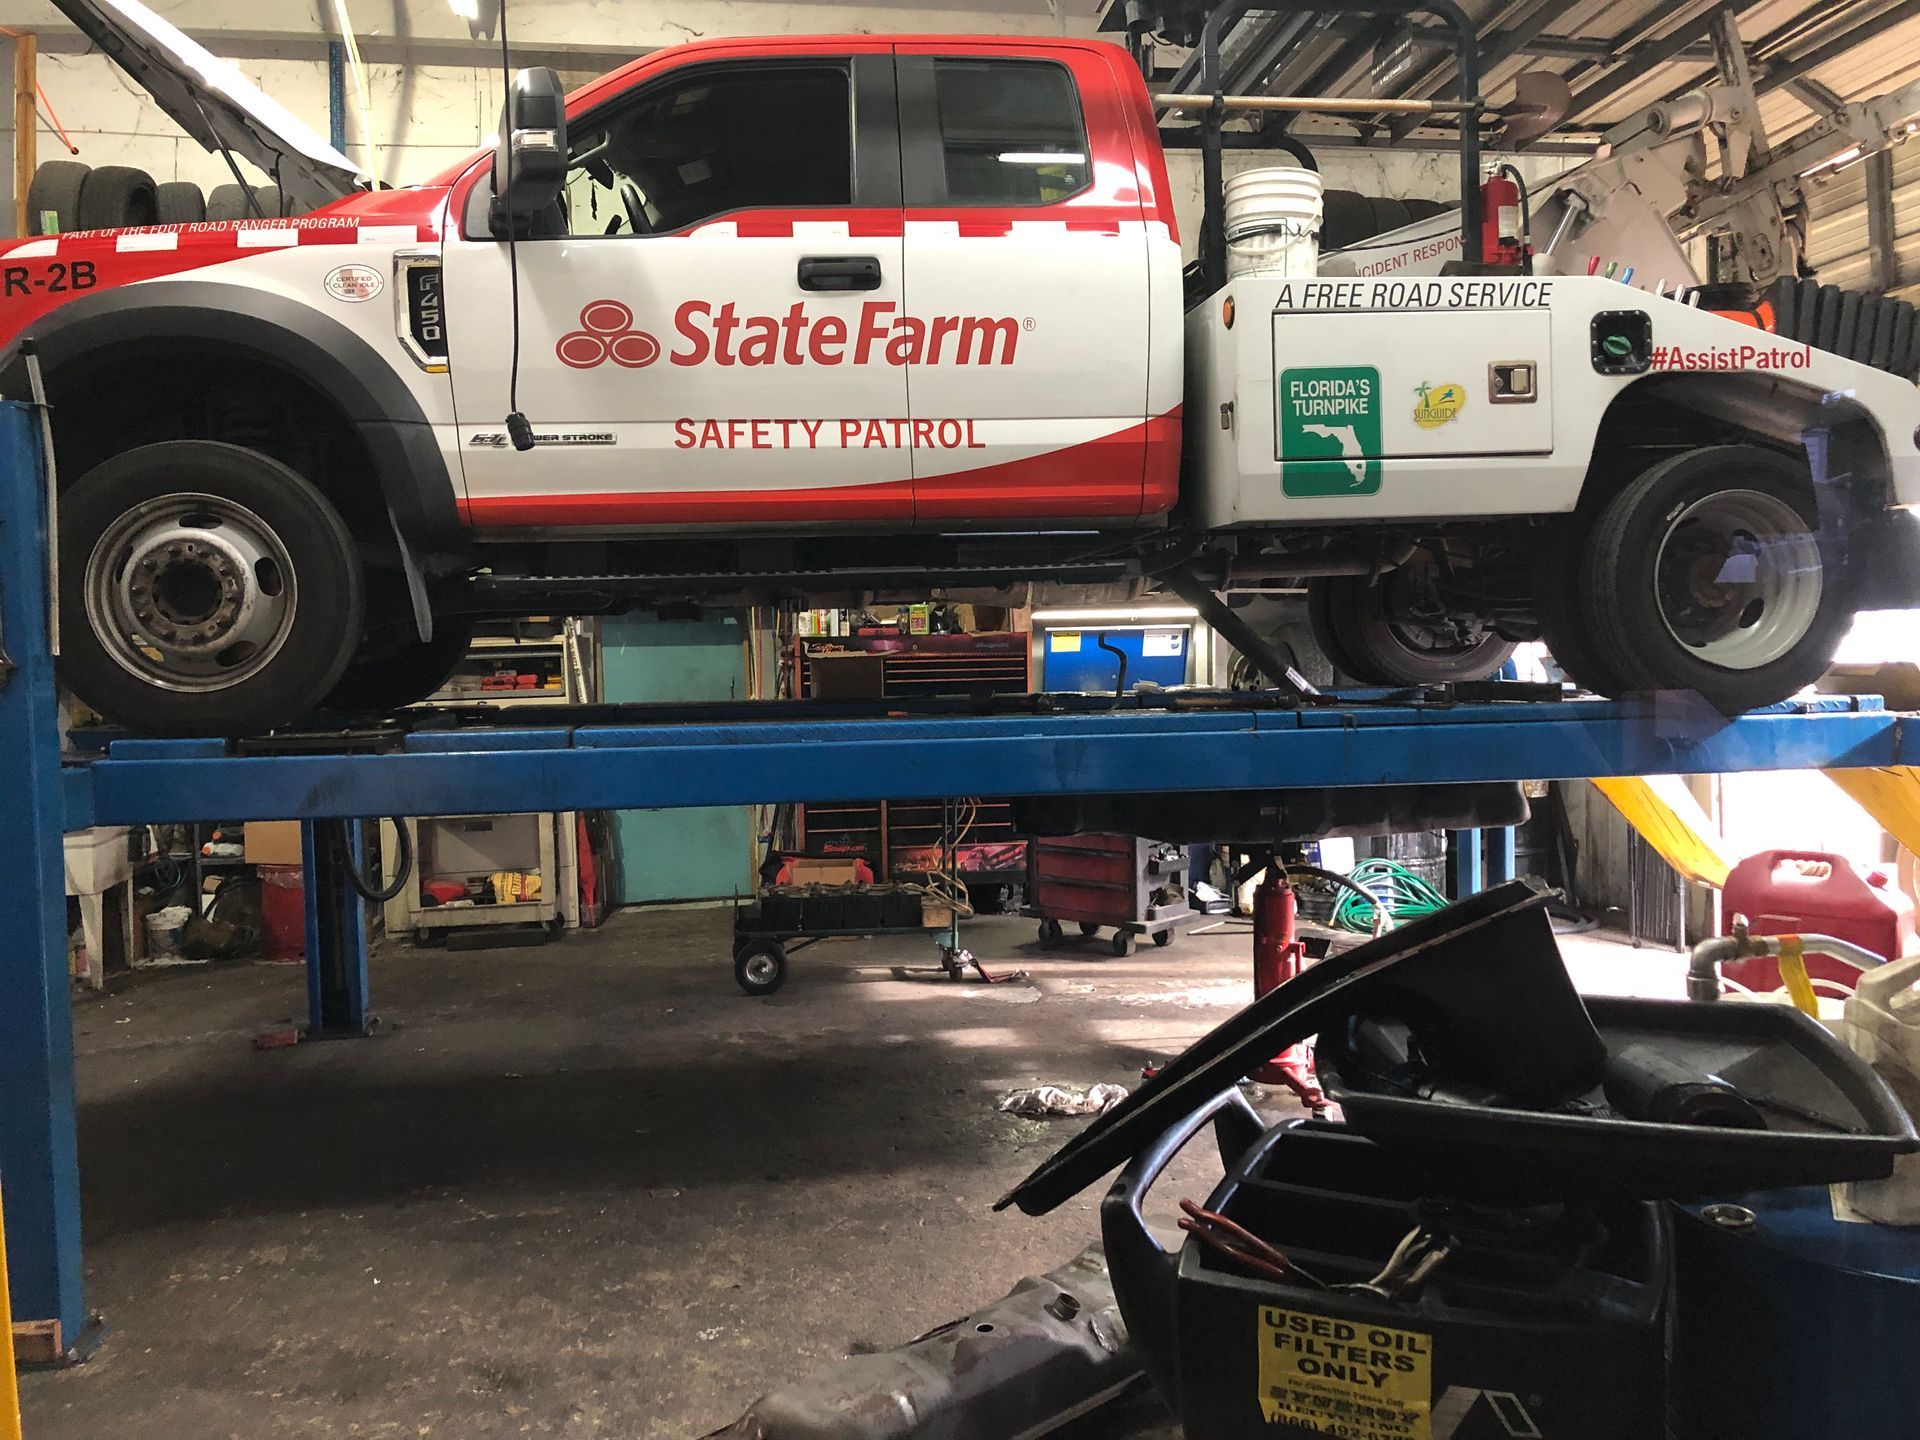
458 560 1136 615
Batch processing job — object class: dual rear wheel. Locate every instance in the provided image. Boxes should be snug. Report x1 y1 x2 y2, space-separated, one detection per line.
1306 445 1847 713
1535 445 1849 712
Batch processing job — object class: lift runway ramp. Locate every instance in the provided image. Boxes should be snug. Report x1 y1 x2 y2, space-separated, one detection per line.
60 689 1911 826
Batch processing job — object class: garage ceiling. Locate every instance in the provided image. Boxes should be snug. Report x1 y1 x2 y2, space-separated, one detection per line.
1141 0 1920 296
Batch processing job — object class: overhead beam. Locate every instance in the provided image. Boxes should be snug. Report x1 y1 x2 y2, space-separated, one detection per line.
24 22 646 74
1156 126 1597 154
1160 9 1316 104
1561 3 1743 125
1387 0 1574 138
1785 75 1845 111
1758 2 1920 97
1315 11 1717 64
1867 147 1900 294
1645 0 1907 111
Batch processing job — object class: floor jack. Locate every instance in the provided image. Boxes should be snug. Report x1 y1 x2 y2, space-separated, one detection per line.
1251 860 1325 1109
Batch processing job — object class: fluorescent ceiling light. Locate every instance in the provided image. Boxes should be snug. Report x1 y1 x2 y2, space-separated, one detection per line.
1032 606 1199 622
1800 145 1862 178
997 152 1086 165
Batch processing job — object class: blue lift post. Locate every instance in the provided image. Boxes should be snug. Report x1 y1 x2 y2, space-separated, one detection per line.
6 393 1920 1354
0 404 89 1356
301 821 374 1039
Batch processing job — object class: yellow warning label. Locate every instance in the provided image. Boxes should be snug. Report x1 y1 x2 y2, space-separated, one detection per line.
1257 1306 1432 1439
1049 631 1081 652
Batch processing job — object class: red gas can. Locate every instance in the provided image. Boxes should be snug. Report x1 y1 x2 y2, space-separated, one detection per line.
1721 849 1917 993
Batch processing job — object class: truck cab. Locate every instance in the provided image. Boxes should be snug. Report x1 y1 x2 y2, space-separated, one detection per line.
438 36 1184 532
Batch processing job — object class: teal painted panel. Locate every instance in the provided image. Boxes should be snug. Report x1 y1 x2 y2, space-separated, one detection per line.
601 613 755 904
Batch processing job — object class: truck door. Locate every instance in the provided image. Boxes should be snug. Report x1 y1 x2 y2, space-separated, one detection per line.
442 47 910 529
894 43 1162 525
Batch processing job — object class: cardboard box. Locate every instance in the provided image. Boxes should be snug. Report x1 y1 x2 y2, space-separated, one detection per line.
784 857 867 886
243 821 304 866
808 652 887 700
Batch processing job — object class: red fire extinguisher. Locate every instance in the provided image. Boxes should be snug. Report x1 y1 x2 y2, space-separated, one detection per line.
1252 869 1323 1107
1480 171 1528 272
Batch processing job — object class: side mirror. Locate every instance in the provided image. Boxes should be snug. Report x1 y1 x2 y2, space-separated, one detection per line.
490 67 567 234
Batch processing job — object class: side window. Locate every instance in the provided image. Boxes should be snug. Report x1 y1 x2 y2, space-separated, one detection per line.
564 64 852 237
931 60 1089 206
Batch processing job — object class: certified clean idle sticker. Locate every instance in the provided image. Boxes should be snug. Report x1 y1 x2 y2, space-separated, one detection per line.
324 263 385 302
1279 366 1382 497
1258 1306 1432 1439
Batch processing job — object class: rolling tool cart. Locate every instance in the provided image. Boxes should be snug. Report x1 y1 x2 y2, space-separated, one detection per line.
1026 834 1191 956
731 883 934 995
732 799 1011 993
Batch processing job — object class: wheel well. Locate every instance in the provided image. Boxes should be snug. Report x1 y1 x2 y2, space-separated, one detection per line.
1580 373 1892 522
47 343 391 543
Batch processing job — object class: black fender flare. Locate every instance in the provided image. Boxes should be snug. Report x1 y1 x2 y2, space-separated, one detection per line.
3 278 463 553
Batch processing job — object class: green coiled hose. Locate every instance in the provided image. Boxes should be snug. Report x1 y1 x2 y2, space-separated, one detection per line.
1330 858 1451 933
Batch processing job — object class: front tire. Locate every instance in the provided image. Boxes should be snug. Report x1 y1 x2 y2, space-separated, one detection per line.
59 441 365 736
322 612 475 717
1579 445 1849 711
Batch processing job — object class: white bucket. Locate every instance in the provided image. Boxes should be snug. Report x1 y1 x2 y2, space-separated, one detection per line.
1224 166 1324 279
144 904 191 958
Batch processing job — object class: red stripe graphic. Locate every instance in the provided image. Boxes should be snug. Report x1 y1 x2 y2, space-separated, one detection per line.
458 409 1182 529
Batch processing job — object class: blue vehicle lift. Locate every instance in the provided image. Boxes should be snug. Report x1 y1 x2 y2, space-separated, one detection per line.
6 401 1919 1359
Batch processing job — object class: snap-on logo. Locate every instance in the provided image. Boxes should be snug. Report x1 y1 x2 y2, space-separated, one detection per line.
556 300 661 369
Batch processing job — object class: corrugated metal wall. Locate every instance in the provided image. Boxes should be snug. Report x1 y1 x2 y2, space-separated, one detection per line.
1806 130 1920 302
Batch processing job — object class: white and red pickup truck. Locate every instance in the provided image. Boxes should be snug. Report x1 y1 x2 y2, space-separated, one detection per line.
6 2 1919 733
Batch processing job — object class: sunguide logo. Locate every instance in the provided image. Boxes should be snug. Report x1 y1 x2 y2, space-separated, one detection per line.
557 299 1025 370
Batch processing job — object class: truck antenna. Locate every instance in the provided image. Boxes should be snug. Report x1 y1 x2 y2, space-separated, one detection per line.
498 0 534 451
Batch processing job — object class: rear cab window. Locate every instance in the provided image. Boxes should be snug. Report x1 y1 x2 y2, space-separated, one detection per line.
928 59 1090 206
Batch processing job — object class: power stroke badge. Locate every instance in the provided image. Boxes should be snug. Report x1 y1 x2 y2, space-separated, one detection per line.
1279 366 1382 497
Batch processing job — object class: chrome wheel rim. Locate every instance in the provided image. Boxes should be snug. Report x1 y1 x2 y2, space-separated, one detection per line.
1654 488 1822 671
84 492 298 693
744 953 780 987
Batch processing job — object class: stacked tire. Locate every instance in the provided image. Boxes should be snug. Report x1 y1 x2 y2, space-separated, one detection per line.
154 181 206 224
24 161 290 232
207 184 305 220
25 159 87 234
30 161 166 232
1320 191 1452 251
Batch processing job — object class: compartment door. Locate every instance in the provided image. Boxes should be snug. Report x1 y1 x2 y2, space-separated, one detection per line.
1272 308 1553 499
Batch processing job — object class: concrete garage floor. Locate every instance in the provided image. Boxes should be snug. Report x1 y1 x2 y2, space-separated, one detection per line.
21 908 1684 1439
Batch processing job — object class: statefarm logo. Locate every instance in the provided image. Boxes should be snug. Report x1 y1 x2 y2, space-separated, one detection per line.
557 300 662 369
554 299 1025 370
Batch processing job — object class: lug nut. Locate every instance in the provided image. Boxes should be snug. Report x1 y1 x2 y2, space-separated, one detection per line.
1701 1203 1756 1232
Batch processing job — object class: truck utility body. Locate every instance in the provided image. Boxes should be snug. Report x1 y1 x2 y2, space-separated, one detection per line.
6 0 1920 733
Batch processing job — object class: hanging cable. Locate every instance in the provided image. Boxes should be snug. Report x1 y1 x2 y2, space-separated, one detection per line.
498 0 533 450
338 819 413 904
